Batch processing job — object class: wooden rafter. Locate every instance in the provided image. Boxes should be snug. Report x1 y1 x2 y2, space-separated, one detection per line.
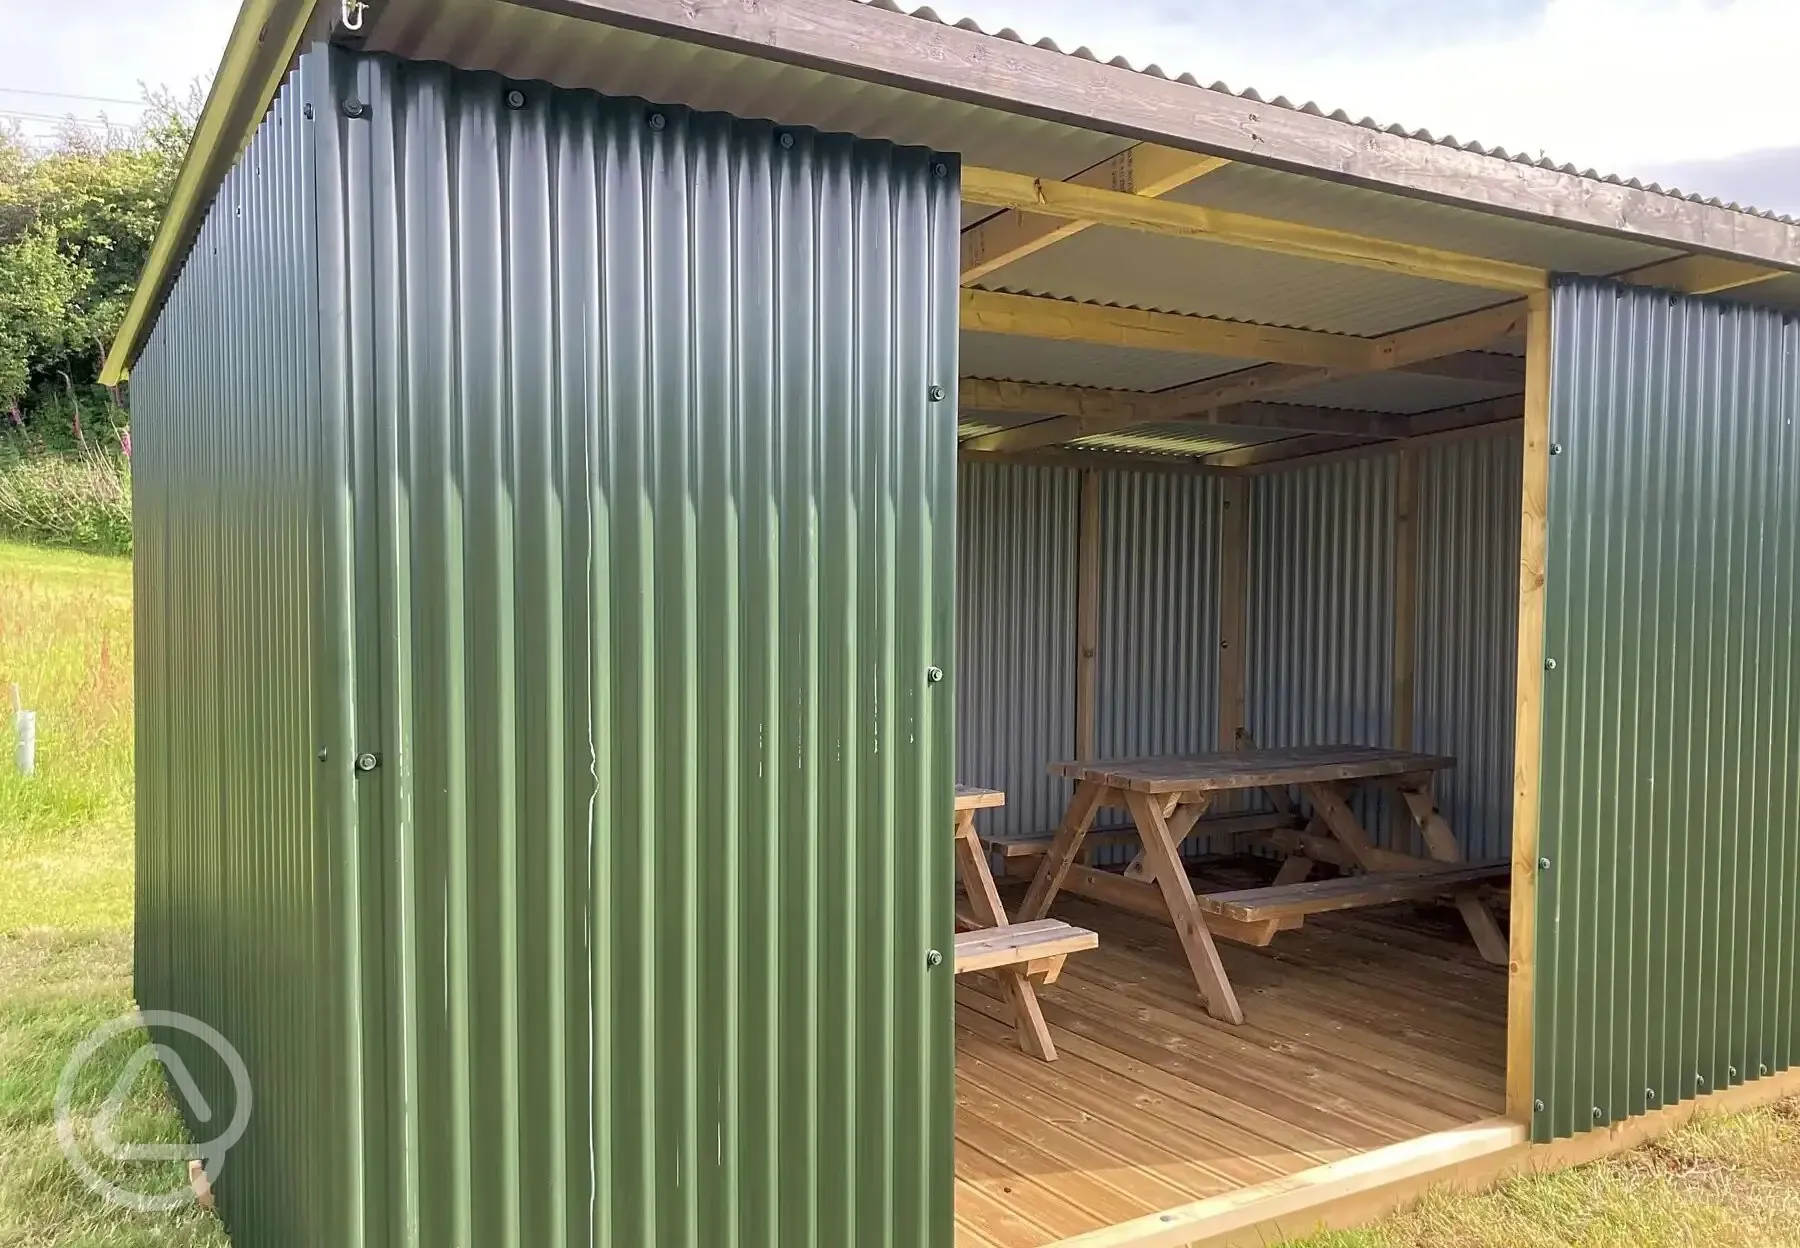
962 144 1229 283
1400 351 1526 386
960 378 1415 439
962 165 1550 293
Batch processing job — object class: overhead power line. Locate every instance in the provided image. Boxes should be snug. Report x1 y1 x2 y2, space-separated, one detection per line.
0 86 144 108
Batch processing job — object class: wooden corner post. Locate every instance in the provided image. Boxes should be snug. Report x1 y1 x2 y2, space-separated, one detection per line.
1075 469 1102 760
1506 289 1552 1125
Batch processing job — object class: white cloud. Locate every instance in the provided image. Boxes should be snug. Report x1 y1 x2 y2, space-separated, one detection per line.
933 0 1800 179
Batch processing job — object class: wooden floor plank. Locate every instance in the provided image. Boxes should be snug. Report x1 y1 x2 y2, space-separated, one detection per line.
954 861 1507 1248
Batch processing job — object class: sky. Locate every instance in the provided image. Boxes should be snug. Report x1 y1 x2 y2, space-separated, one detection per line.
2 0 1796 215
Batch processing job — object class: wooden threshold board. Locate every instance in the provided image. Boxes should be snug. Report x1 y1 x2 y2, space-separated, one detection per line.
953 867 1507 1248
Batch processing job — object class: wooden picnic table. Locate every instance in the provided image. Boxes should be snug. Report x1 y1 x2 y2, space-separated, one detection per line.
1017 746 1509 1025
953 785 1095 1061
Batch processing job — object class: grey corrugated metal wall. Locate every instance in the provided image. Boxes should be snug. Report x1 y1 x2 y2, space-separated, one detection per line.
955 462 1078 839
131 54 357 1245
1247 456 1397 839
1533 278 1800 1141
135 44 959 1248
1415 429 1523 862
1095 471 1222 761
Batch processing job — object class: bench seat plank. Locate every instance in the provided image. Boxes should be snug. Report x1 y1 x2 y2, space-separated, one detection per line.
1197 862 1509 923
954 919 1098 975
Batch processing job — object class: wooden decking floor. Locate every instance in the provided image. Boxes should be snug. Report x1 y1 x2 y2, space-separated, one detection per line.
954 866 1508 1248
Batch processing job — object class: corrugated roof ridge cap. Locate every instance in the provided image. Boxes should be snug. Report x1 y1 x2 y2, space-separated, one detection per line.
874 0 1799 225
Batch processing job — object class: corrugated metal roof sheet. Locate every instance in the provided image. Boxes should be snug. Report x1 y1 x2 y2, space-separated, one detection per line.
1075 424 1291 456
1282 371 1521 415
960 330 1246 392
870 1 1800 226
981 228 1512 338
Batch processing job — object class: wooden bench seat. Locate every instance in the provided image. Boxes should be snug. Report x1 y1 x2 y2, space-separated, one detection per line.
954 918 1097 975
1197 862 1510 924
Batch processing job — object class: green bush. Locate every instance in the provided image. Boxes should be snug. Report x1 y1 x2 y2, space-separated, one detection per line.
0 441 132 555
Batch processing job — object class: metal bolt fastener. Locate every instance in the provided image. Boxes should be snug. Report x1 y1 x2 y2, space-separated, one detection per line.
1646 1088 1657 1103
303 103 314 121
1544 657 1558 671
1762 1064 1771 1076
925 948 943 968
1538 856 1551 870
932 161 949 178
316 747 330 763
1697 1073 1708 1087
342 98 366 118
1549 442 1564 456
355 752 380 773
778 132 795 149
1729 1065 1739 1079
648 112 667 131
505 89 527 110
925 666 944 684
1533 1099 1545 1113
928 384 946 401
1591 1106 1604 1120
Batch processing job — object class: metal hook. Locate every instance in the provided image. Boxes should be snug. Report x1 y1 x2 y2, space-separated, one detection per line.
341 0 366 32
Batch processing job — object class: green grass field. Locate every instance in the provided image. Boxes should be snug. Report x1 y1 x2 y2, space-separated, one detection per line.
0 536 1797 1246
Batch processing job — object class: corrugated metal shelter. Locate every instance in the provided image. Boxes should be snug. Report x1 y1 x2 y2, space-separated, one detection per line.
109 2 1800 1246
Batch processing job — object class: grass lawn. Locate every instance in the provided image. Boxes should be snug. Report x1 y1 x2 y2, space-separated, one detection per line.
1 535 1798 1246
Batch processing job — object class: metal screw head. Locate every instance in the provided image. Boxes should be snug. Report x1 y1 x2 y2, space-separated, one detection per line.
1549 442 1564 456
928 384 946 401
778 132 795 149
1761 1064 1771 1076
925 666 944 684
355 752 380 773
1538 856 1551 870
1729 1065 1739 1079
925 948 943 968
303 103 314 121
316 747 330 763
342 98 366 119
1645 1087 1657 1103
1544 657 1558 671
1591 1106 1604 1120
1533 1099 1545 1113
504 88 527 110
1697 1073 1708 1087
647 112 666 131
932 161 949 178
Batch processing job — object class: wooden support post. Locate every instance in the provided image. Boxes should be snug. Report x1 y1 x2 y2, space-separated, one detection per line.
1507 289 1552 1124
1390 447 1419 847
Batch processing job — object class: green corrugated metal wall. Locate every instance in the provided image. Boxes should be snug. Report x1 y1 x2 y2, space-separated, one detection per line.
131 53 360 1243
133 43 959 1246
1534 277 1800 1141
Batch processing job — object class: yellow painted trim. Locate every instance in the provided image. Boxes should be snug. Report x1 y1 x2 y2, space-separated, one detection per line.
962 165 1549 294
1618 254 1785 296
100 0 317 383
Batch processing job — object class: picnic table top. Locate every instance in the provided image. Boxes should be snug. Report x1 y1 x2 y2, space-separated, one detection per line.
1047 745 1454 795
955 784 1006 811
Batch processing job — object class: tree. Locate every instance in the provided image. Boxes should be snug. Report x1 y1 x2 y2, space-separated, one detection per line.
0 86 197 432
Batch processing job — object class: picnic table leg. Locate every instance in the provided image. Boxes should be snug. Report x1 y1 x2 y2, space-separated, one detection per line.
1124 789 1244 1025
953 809 1059 1060
1397 783 1510 966
1019 780 1107 922
1123 794 1189 879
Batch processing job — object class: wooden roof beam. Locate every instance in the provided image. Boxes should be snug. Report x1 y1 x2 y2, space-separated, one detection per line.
960 379 1414 438
962 144 1229 284
961 165 1549 294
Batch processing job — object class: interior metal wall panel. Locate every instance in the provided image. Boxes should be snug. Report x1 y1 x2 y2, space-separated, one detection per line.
323 49 960 1247
130 52 358 1246
956 462 1078 840
1534 279 1800 1141
1247 456 1396 838
1414 428 1523 863
1092 470 1224 855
